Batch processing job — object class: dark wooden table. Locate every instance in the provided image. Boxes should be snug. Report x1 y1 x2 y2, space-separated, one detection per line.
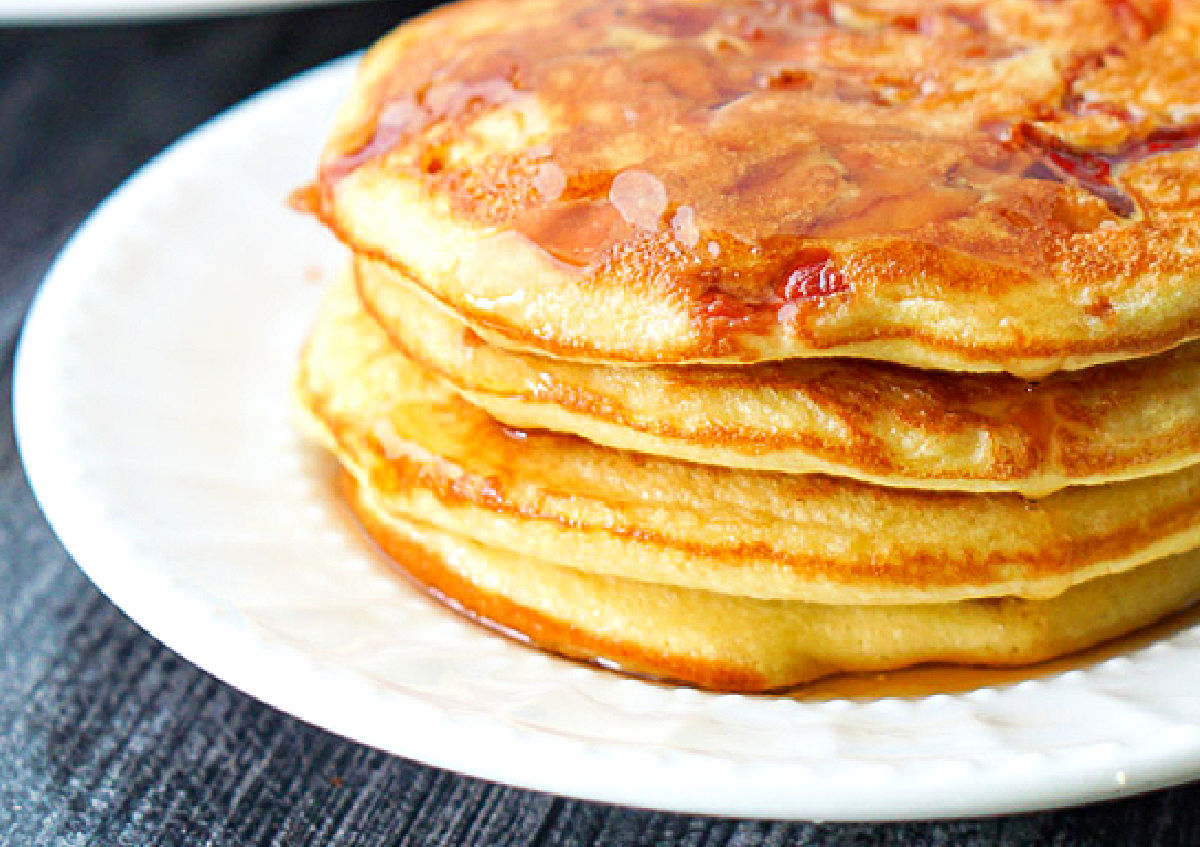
3 3 1200 843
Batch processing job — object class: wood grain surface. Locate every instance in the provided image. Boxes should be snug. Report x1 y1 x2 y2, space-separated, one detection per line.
2 4 1199 843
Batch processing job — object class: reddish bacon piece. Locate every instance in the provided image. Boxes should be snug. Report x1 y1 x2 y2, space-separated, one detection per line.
1016 122 1200 218
779 249 848 302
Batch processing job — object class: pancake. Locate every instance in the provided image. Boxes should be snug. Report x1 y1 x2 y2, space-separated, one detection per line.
296 274 1200 605
301 0 1200 376
358 257 1200 496
348 476 1200 692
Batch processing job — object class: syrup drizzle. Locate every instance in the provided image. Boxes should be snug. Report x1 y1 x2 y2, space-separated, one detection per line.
314 0 1200 334
321 69 526 182
1014 122 1200 218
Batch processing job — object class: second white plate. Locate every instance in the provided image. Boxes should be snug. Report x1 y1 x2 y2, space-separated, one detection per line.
15 57 1200 821
0 0 366 22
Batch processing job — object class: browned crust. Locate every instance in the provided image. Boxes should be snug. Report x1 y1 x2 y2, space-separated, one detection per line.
300 0 1200 371
346 472 776 691
297 347 1200 596
353 258 1200 489
334 222 1200 369
359 425 1200 589
342 470 1200 692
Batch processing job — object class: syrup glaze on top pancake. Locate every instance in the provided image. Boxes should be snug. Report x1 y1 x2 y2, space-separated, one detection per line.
300 0 1200 374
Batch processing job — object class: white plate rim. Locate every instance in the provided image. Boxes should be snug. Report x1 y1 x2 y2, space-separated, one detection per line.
13 56 1200 821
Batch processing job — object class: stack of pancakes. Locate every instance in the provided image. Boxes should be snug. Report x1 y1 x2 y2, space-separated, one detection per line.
294 0 1200 691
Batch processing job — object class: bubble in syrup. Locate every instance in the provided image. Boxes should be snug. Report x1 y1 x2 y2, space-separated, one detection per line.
609 169 668 231
532 162 566 201
671 205 700 247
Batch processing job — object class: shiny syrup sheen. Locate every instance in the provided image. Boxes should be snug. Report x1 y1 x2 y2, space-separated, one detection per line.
1015 121 1200 217
320 0 1199 330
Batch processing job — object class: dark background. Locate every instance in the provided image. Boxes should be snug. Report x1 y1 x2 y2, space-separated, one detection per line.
2 2 1199 843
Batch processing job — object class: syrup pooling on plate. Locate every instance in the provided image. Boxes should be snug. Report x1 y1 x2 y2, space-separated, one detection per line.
316 0 1200 338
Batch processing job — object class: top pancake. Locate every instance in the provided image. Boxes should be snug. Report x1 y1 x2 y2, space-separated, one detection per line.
304 0 1200 375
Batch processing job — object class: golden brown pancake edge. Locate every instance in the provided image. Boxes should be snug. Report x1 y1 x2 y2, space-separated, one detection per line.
356 256 1200 496
294 274 1200 605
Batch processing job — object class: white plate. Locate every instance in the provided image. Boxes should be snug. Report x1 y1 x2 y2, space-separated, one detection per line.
15 57 1200 821
0 0 364 22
